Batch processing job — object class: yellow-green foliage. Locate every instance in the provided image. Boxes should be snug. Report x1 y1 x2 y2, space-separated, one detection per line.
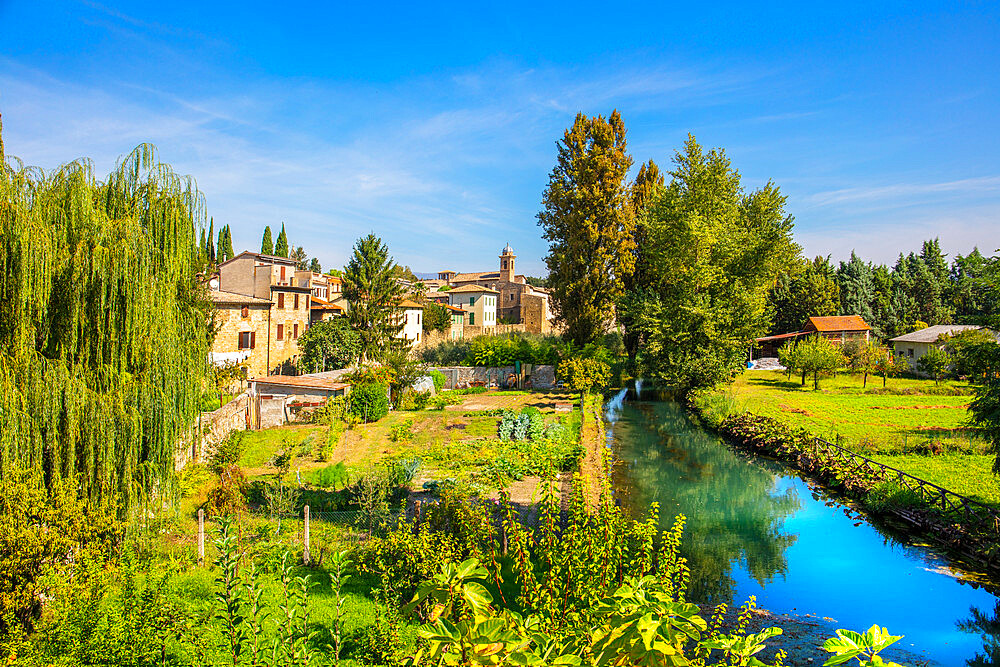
0 141 212 507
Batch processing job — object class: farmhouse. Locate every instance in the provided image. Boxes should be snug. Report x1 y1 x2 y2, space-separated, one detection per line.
754 315 872 357
889 324 995 367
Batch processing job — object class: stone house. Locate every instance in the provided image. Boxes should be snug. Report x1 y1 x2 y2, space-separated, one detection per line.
208 290 274 378
434 245 555 333
212 251 312 374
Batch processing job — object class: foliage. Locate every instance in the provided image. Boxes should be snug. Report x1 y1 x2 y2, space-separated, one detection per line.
821 625 904 667
290 245 308 270
0 469 122 639
206 465 249 516
430 369 448 392
630 135 799 393
424 303 452 332
0 142 213 506
847 341 889 389
768 255 840 336
343 234 405 362
381 348 427 408
297 319 362 373
464 334 560 367
275 222 289 257
218 224 235 263
969 374 1000 474
915 346 951 384
421 339 472 365
557 356 611 397
310 462 351 489
391 418 415 442
261 225 274 255
348 382 391 422
538 110 635 346
940 329 998 377
209 432 245 475
787 336 845 390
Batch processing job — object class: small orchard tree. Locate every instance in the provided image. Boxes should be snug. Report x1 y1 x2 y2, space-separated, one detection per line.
558 356 611 406
297 319 362 372
797 335 844 390
873 350 903 388
849 340 887 389
916 346 951 384
778 340 805 384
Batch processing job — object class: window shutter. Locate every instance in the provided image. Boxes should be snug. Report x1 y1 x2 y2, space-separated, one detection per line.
250 332 256 349
278 293 284 309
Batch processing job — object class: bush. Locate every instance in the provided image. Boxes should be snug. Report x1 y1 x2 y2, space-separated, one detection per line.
348 382 390 422
205 465 249 516
208 432 244 474
429 369 447 392
419 339 471 365
310 462 350 489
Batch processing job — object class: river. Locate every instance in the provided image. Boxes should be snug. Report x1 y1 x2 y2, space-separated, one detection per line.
604 386 1000 666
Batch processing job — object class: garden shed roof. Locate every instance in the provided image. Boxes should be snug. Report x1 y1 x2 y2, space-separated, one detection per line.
806 315 871 332
889 324 991 343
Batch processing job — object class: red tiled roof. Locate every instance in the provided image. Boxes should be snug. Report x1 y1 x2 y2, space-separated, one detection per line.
806 315 871 332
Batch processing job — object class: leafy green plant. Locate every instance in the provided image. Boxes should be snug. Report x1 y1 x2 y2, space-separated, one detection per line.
328 550 352 666
821 624 905 667
209 432 245 474
348 381 391 422
430 369 448 392
391 418 415 442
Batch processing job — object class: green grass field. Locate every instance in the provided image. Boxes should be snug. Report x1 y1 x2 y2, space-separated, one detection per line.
697 369 998 505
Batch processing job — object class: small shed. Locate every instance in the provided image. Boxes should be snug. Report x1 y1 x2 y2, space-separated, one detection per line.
250 375 350 404
889 324 993 367
802 316 872 344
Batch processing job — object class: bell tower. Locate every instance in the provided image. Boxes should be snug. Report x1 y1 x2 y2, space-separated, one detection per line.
499 243 516 282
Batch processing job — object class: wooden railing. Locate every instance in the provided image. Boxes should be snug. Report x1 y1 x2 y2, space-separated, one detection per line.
811 437 1000 557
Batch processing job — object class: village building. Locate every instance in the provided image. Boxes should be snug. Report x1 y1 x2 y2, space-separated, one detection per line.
396 299 425 344
211 251 312 374
889 324 995 367
448 284 498 331
443 304 466 340
431 245 555 333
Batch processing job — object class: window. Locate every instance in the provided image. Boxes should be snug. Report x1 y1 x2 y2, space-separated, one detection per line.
510 294 514 301
908 348 914 358
237 332 255 349
277 324 284 340
469 296 475 306
416 331 421 342
417 313 421 325
241 306 249 318
293 323 299 339
277 293 285 309
280 266 286 281
294 294 299 309
469 312 475 325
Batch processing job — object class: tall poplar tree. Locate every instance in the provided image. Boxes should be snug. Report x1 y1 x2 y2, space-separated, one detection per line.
218 225 234 262
0 141 212 507
275 223 289 257
261 225 274 255
343 234 404 362
538 110 635 346
206 217 215 264
619 159 664 362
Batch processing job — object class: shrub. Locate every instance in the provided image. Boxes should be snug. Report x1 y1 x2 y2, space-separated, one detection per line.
310 462 350 489
390 419 414 442
208 431 244 474
429 369 447 392
206 465 249 516
348 382 390 422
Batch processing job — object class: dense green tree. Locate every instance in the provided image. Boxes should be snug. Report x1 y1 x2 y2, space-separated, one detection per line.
848 340 888 388
308 257 322 273
296 319 361 372
218 224 234 263
769 256 839 335
869 264 900 339
950 248 998 324
274 223 289 257
206 217 215 264
261 225 274 255
795 335 844 390
633 136 798 391
524 276 549 288
916 345 951 384
343 234 404 362
423 303 451 332
0 142 212 506
619 159 665 363
538 110 635 346
836 252 876 325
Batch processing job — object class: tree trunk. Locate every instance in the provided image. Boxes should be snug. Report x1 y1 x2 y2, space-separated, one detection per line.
801 370 806 386
863 372 868 389
813 371 819 390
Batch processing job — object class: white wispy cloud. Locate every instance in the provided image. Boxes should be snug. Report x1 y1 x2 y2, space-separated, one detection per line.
805 176 1000 207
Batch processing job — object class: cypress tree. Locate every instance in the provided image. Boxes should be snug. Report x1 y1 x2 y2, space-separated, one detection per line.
0 140 212 508
275 223 289 257
207 217 215 264
538 110 635 346
261 225 274 255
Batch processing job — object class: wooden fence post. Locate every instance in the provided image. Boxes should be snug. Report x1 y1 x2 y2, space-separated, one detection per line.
198 509 205 566
303 505 311 565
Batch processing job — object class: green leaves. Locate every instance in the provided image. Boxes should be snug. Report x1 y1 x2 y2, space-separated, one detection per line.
821 624 904 667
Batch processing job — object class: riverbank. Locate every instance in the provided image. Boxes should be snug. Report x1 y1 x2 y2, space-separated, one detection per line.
687 391 1000 577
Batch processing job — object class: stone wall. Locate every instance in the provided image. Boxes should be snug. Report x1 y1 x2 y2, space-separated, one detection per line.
521 293 551 334
428 364 555 390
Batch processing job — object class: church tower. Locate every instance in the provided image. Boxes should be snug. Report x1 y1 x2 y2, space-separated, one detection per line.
499 243 516 282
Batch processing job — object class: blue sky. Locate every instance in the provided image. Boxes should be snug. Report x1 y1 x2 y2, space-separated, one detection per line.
1 1 998 275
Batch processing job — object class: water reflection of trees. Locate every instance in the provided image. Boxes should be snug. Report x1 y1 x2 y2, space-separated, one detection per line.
609 400 800 604
958 602 1000 667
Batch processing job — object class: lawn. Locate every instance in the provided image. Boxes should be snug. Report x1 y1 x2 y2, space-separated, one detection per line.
708 370 983 454
697 369 998 505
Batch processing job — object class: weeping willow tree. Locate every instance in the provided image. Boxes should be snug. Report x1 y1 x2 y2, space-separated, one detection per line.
0 127 212 510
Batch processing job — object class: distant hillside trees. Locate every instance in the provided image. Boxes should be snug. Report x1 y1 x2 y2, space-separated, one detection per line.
0 141 212 506
538 110 635 347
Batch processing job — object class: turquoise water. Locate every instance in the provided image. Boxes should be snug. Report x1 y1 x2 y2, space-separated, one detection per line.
605 390 1000 666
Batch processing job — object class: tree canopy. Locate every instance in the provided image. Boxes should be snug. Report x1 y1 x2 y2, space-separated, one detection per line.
260 225 274 255
538 110 635 346
343 234 404 362
0 141 212 507
296 319 361 372
274 223 289 258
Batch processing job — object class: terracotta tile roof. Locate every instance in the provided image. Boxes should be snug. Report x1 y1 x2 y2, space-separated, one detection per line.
250 375 350 391
452 271 500 282
398 299 424 309
443 304 465 313
209 290 273 305
310 296 344 311
806 315 871 332
448 284 499 294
